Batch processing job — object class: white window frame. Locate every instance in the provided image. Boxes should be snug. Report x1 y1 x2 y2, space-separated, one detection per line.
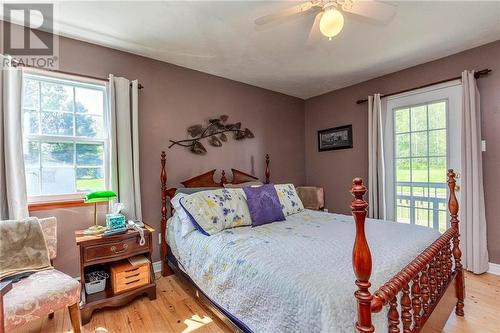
22 69 110 203
384 80 462 230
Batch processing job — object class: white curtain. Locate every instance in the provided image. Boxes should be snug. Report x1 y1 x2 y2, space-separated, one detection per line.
367 94 386 219
107 75 142 221
0 57 29 220
460 70 489 274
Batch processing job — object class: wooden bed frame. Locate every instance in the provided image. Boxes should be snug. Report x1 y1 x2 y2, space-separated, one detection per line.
159 151 270 277
159 151 464 332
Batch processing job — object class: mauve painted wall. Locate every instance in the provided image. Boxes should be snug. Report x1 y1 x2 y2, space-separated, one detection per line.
304 41 500 264
22 30 305 277
7 21 498 275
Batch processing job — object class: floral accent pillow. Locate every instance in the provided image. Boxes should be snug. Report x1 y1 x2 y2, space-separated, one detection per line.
180 188 252 235
274 184 305 216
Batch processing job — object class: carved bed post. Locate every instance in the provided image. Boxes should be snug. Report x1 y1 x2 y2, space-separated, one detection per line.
351 178 374 333
447 169 464 316
265 154 270 184
160 151 173 276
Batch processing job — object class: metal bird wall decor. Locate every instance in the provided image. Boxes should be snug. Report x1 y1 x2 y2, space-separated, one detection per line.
169 115 254 155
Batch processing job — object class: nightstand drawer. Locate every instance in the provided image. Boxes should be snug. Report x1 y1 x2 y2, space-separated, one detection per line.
83 236 149 264
114 263 149 279
112 270 149 294
111 260 150 294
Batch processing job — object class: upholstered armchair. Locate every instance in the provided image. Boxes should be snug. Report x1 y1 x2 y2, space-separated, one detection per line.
2 217 81 333
296 186 325 211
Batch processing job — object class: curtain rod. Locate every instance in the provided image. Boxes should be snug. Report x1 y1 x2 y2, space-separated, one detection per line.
10 60 144 89
356 68 492 104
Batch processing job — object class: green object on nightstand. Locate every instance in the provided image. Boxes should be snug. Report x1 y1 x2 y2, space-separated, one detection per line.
84 191 117 235
84 190 117 203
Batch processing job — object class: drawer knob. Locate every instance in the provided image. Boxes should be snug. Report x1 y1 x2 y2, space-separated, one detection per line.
111 243 128 254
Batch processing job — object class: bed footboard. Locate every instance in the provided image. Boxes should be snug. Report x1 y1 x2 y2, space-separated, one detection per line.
351 170 464 332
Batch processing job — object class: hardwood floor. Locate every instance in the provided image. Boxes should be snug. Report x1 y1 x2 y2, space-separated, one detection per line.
442 272 500 333
13 272 499 333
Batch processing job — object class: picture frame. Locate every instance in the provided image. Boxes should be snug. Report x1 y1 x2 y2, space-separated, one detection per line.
317 125 353 152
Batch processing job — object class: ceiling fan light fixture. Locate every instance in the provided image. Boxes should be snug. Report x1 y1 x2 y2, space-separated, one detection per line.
319 6 344 40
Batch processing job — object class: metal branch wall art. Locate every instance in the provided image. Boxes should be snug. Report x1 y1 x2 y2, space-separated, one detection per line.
169 115 254 155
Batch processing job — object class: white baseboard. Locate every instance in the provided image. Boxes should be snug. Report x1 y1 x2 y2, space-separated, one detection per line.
488 262 500 276
153 260 162 273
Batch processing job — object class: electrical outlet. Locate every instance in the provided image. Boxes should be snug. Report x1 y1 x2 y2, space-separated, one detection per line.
158 233 161 245
481 140 486 152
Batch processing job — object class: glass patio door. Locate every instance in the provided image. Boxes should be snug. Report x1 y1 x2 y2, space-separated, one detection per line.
384 81 462 232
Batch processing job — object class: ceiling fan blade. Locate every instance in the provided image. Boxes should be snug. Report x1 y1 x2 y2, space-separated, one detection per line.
255 1 316 26
306 12 323 48
343 1 397 22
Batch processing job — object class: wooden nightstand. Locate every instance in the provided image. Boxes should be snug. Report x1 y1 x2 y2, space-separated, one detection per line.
75 224 156 324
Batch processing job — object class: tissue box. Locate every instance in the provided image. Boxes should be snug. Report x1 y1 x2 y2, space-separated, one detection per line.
106 213 126 230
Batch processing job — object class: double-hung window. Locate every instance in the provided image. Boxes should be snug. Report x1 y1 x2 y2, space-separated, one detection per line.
22 72 109 202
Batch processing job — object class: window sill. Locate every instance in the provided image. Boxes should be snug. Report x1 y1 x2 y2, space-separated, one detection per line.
28 199 107 212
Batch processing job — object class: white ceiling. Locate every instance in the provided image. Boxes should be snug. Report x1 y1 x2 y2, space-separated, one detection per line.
8 1 500 99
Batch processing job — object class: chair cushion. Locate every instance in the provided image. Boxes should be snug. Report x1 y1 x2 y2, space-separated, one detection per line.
4 269 80 331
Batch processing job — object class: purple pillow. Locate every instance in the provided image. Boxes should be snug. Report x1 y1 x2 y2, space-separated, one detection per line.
243 184 285 227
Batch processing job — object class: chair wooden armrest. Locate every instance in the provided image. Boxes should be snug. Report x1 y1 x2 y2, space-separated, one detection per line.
1 281 13 333
0 281 12 297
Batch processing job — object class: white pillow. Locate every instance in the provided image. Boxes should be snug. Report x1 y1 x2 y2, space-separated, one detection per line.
180 188 252 235
274 184 305 216
223 181 263 188
171 193 195 237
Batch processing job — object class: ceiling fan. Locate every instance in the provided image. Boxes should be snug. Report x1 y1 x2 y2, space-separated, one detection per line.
255 0 397 41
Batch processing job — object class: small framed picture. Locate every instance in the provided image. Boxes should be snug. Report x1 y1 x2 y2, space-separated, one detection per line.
317 125 353 152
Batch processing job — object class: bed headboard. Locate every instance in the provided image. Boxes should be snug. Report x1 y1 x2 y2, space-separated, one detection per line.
179 167 265 188
159 151 270 275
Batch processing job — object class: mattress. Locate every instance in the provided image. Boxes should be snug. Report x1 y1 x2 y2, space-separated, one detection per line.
167 209 440 332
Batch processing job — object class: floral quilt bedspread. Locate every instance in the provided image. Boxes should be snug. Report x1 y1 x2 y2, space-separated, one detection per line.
168 209 440 332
